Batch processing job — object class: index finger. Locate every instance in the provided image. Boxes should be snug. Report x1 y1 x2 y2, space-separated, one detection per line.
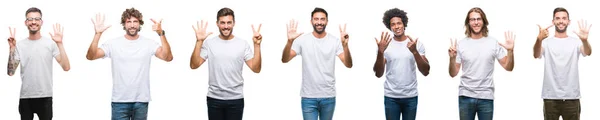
545 24 554 30
8 27 13 36
151 18 158 24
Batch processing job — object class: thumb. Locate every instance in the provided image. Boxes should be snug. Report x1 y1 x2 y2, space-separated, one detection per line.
48 32 54 37
207 32 213 36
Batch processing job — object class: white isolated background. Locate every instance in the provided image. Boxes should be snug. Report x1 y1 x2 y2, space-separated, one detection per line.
0 0 598 120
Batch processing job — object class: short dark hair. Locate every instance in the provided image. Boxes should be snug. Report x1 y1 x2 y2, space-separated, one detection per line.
553 7 569 19
311 7 328 18
217 7 235 21
25 7 42 17
121 7 144 26
382 8 408 30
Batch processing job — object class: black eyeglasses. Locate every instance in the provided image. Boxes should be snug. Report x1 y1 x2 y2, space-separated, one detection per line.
26 17 42 21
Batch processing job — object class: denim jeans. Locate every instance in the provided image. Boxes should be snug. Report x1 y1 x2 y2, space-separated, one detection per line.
384 96 418 120
543 99 581 120
111 102 149 120
207 97 244 120
459 96 493 120
301 97 336 120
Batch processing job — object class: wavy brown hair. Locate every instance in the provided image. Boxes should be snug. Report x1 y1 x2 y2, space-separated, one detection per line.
121 8 144 30
464 7 489 37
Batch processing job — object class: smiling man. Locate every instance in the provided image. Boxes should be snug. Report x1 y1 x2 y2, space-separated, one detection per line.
448 7 515 120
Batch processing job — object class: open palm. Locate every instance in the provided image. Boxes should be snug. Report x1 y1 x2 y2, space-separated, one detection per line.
192 20 213 42
92 13 111 34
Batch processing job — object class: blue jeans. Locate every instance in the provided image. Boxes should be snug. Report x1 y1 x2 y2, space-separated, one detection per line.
111 102 149 120
301 97 336 120
207 97 244 120
384 96 418 120
459 96 493 120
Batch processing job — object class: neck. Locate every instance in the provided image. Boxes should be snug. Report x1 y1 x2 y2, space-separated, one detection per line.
554 31 568 38
28 32 41 40
470 33 483 39
219 35 234 40
394 34 407 41
124 34 140 40
312 31 327 39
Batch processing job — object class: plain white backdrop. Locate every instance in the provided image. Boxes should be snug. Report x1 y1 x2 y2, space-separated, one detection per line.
0 0 598 120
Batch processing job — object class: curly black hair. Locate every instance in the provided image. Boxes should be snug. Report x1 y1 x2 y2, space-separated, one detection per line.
382 8 408 30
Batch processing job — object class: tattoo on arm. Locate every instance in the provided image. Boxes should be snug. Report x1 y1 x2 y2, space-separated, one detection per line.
7 50 20 76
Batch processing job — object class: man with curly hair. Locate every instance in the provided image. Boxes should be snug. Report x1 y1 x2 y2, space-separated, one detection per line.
372 8 430 120
448 7 515 120
85 7 173 120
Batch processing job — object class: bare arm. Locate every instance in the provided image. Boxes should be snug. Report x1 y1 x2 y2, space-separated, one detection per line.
449 58 461 78
581 40 592 56
55 43 70 71
86 33 106 60
373 51 385 78
533 38 543 58
499 50 515 71
413 54 430 76
155 32 173 62
281 40 297 63
190 41 206 69
246 44 261 73
7 48 19 76
338 45 353 68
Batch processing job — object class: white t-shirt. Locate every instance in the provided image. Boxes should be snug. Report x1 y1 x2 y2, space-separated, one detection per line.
14 37 59 99
383 37 426 98
100 36 160 102
292 33 343 98
456 37 507 100
201 36 253 100
540 36 585 99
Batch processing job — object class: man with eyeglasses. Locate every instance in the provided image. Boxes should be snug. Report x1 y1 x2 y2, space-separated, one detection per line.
447 7 515 120
7 7 71 120
533 7 592 120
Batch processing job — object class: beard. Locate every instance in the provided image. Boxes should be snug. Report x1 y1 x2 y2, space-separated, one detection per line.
125 27 140 36
555 25 567 33
219 28 233 38
312 24 326 34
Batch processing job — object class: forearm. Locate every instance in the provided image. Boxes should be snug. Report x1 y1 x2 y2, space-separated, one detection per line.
252 44 262 73
282 41 293 63
342 45 353 68
160 35 173 61
7 48 19 76
86 33 102 60
190 41 203 69
533 39 543 58
412 53 430 76
57 43 70 71
373 51 385 78
504 50 515 71
449 58 458 77
582 40 592 56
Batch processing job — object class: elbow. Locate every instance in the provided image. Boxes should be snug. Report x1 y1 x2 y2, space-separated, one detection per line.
86 55 94 60
252 69 261 73
190 64 199 70
345 63 353 68
63 67 70 71
165 57 173 62
7 73 14 76
281 58 290 63
375 73 383 78
422 71 430 76
449 73 457 78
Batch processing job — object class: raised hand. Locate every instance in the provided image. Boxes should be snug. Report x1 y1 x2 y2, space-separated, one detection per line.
573 19 592 41
49 23 64 43
91 13 111 34
252 24 262 45
375 32 392 53
7 27 16 49
407 35 419 54
286 19 303 42
192 20 213 42
339 24 349 47
537 24 553 40
151 18 163 34
500 31 515 51
448 38 457 58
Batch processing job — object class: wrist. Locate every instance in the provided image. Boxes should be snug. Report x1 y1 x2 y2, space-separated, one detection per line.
157 30 165 36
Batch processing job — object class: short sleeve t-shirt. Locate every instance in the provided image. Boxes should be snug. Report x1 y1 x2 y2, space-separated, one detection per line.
15 37 59 98
383 37 426 98
200 36 253 100
541 36 584 99
291 33 343 98
455 37 507 100
100 36 160 102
